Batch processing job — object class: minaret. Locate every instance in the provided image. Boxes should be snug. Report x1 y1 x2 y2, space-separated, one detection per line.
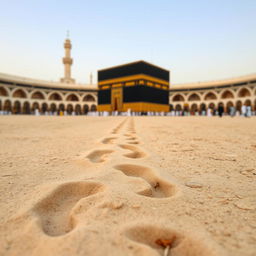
60 32 75 84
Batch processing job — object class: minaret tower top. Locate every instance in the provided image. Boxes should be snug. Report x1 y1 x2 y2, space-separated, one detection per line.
60 32 75 84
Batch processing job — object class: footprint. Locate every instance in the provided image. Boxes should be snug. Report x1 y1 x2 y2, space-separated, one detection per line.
112 126 122 134
124 225 179 256
126 136 137 141
124 225 218 256
128 141 140 145
114 164 176 198
87 149 113 163
112 127 120 134
112 127 121 134
119 144 146 159
124 133 133 137
33 181 105 236
102 137 116 144
112 128 119 134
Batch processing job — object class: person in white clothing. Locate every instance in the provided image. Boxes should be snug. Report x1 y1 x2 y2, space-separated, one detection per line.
241 104 247 117
246 106 252 117
207 108 212 117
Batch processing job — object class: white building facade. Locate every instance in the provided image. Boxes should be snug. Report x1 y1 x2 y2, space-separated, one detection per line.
0 73 97 115
169 74 256 115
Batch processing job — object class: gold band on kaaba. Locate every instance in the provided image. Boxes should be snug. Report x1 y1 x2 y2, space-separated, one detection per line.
97 61 170 112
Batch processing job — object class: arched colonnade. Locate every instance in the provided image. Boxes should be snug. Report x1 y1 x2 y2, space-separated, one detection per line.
0 85 97 115
170 86 256 115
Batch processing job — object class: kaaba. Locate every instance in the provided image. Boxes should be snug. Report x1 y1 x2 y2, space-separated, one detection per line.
97 61 170 112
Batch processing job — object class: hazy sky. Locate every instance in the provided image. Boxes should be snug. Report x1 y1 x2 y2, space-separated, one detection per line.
0 0 255 84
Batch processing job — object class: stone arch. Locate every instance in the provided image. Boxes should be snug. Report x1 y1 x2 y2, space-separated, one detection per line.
221 90 234 99
244 99 252 106
200 103 206 112
75 104 82 115
32 102 40 112
208 102 215 109
12 88 27 98
42 103 48 113
4 100 12 112
50 103 57 113
31 91 45 99
238 88 251 97
188 93 200 101
172 94 185 102
90 104 97 112
169 104 174 111
22 101 30 114
218 102 226 113
13 101 22 114
83 94 95 102
0 86 8 96
183 103 189 112
175 104 182 111
190 103 198 114
226 101 234 114
83 104 89 114
226 101 234 107
58 103 65 113
204 92 217 100
48 92 63 101
67 104 73 114
66 93 79 101
236 100 242 112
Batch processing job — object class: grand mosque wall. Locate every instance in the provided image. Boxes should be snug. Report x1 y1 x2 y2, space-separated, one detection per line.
0 73 97 115
0 37 255 115
169 74 256 115
0 72 255 115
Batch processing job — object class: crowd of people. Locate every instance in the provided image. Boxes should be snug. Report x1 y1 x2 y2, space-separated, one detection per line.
0 109 91 116
0 104 254 117
93 105 254 117
182 104 253 118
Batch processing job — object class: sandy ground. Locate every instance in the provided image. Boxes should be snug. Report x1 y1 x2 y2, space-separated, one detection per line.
0 116 255 256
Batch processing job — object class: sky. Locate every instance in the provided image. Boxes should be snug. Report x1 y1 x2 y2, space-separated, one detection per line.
0 0 255 84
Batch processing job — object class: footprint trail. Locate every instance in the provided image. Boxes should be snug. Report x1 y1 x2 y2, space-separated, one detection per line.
10 117 220 256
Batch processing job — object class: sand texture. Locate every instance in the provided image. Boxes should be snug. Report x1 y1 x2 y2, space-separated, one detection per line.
0 116 255 256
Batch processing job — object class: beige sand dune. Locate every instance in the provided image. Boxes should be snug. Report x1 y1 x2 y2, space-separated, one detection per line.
0 116 255 256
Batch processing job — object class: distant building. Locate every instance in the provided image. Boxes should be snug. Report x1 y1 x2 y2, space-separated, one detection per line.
169 74 256 115
98 61 170 112
0 37 255 115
